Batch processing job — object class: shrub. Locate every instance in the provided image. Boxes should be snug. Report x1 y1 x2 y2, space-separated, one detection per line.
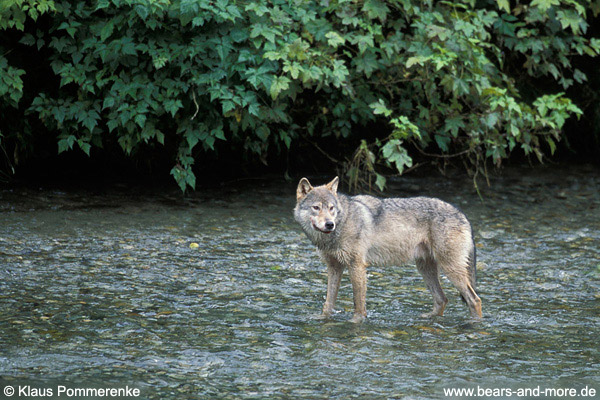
0 0 598 190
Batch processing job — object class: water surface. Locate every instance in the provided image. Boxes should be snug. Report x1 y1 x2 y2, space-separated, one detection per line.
1 166 599 399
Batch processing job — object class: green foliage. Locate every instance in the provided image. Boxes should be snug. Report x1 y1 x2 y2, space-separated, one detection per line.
0 0 598 190
0 56 25 107
0 0 56 30
356 0 591 187
0 0 55 107
351 99 419 191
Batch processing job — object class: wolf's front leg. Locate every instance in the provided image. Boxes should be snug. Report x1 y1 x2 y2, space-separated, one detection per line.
348 261 367 323
322 257 343 317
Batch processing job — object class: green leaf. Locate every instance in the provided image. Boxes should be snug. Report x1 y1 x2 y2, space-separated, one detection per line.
58 135 76 153
100 20 114 42
547 137 556 155
81 111 99 133
248 103 260 116
354 34 374 54
452 77 469 95
380 139 412 174
547 64 560 80
135 5 149 20
222 100 236 114
250 24 275 42
165 99 183 117
19 33 35 46
269 76 290 100
256 125 270 141
280 131 292 149
121 37 137 55
444 116 465 138
494 15 517 37
530 0 560 13
354 52 379 78
263 51 283 61
152 55 168 69
103 97 115 109
406 56 429 69
212 126 226 140
170 165 195 193
496 0 510 13
325 31 345 48
287 39 309 61
283 62 301 79
362 0 389 22
134 114 146 128
156 130 165 145
435 135 451 152
375 173 387 191
573 69 587 83
557 9 584 34
186 129 201 149
370 99 392 117
78 140 91 156
57 21 79 39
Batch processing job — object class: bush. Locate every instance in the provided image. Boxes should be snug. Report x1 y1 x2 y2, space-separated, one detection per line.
0 0 598 190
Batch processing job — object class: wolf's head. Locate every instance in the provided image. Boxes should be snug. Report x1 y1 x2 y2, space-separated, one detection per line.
294 176 341 236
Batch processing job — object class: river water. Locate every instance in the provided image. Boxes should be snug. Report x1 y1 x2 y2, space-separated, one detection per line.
1 166 598 399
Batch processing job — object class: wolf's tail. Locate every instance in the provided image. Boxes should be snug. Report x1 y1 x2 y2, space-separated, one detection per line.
460 240 477 304
468 240 477 289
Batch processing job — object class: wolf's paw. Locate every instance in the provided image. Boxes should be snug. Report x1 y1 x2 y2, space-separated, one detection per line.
307 312 328 321
420 311 443 318
349 314 366 324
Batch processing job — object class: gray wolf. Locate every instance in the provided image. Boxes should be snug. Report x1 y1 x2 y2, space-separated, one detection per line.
294 176 482 323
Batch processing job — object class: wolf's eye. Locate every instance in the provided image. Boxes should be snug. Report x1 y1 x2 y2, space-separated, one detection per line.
312 205 320 211
329 206 335 212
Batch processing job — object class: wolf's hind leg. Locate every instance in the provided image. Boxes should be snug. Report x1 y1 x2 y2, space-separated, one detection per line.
442 265 482 319
416 256 448 318
348 261 368 323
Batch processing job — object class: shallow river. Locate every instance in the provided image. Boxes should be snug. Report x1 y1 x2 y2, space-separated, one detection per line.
1 166 599 399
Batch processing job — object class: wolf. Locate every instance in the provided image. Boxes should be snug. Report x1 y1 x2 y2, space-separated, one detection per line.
294 176 482 323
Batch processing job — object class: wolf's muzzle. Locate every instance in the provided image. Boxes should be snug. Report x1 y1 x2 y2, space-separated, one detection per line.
312 219 335 234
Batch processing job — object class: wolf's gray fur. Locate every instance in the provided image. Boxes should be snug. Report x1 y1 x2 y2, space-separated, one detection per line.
294 176 482 323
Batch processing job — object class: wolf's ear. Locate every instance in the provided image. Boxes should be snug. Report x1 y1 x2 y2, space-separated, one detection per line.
296 178 313 200
325 176 339 194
